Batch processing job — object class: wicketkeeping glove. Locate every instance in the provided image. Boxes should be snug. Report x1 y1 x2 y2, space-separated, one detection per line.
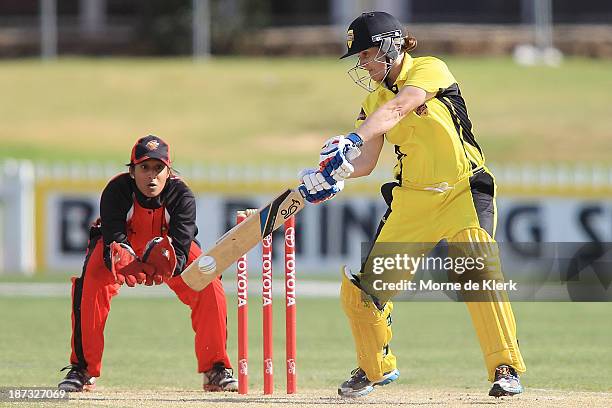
318 133 363 185
109 242 154 287
298 168 345 204
142 236 177 285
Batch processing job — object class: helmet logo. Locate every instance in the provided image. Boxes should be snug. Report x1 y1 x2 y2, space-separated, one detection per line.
145 140 160 151
346 29 354 49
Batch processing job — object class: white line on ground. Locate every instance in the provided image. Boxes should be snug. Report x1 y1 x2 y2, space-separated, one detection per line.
0 280 340 298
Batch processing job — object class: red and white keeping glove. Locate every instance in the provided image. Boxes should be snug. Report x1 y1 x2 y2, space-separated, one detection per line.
142 236 177 285
109 242 154 287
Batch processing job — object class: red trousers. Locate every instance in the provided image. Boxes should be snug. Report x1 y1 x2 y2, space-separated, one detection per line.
69 236 231 377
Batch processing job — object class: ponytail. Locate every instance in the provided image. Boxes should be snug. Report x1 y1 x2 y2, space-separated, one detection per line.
401 33 417 53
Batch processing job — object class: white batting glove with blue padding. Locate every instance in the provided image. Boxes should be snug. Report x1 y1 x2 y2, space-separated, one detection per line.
298 168 344 204
318 133 363 185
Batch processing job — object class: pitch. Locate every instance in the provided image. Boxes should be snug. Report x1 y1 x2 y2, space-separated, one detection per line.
0 291 610 406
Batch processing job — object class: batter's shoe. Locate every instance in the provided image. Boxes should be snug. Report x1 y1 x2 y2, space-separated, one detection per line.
338 367 400 398
58 365 96 392
203 363 238 392
488 365 523 397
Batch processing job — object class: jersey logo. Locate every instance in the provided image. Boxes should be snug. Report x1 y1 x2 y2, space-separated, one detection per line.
415 104 428 117
346 30 354 49
357 108 366 121
145 140 160 150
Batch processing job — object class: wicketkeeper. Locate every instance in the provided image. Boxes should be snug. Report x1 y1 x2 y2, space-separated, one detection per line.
299 11 526 399
58 135 238 392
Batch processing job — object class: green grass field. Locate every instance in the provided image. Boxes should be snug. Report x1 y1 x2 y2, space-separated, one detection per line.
1 57 611 166
1 295 611 393
1 56 611 406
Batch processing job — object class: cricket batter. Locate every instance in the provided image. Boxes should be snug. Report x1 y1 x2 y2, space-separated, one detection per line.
299 11 526 398
58 135 238 392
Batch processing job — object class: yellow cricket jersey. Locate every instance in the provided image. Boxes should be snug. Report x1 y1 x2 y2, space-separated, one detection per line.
355 55 485 186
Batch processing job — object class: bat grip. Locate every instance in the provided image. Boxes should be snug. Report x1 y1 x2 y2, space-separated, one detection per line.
346 146 361 161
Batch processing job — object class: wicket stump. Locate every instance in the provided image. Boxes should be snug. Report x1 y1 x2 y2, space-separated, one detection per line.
236 209 297 395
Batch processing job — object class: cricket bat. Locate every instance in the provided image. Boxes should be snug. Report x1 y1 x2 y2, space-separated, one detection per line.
180 188 305 291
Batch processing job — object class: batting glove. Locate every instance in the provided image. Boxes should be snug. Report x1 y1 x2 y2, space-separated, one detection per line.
298 168 344 204
318 133 363 185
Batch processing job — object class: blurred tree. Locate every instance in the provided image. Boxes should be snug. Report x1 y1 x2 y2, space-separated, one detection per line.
132 0 192 55
113 0 270 55
211 0 270 54
269 0 329 26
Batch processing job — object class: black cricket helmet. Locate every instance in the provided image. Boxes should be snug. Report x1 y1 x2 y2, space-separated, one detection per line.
341 11 405 60
343 11 406 92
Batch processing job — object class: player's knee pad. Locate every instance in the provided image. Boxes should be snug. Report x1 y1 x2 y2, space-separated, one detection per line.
448 227 496 251
465 298 526 381
448 227 503 281
341 267 395 381
448 228 525 378
449 229 525 379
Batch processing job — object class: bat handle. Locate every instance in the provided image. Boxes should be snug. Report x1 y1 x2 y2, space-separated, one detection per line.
297 185 310 200
346 146 361 161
